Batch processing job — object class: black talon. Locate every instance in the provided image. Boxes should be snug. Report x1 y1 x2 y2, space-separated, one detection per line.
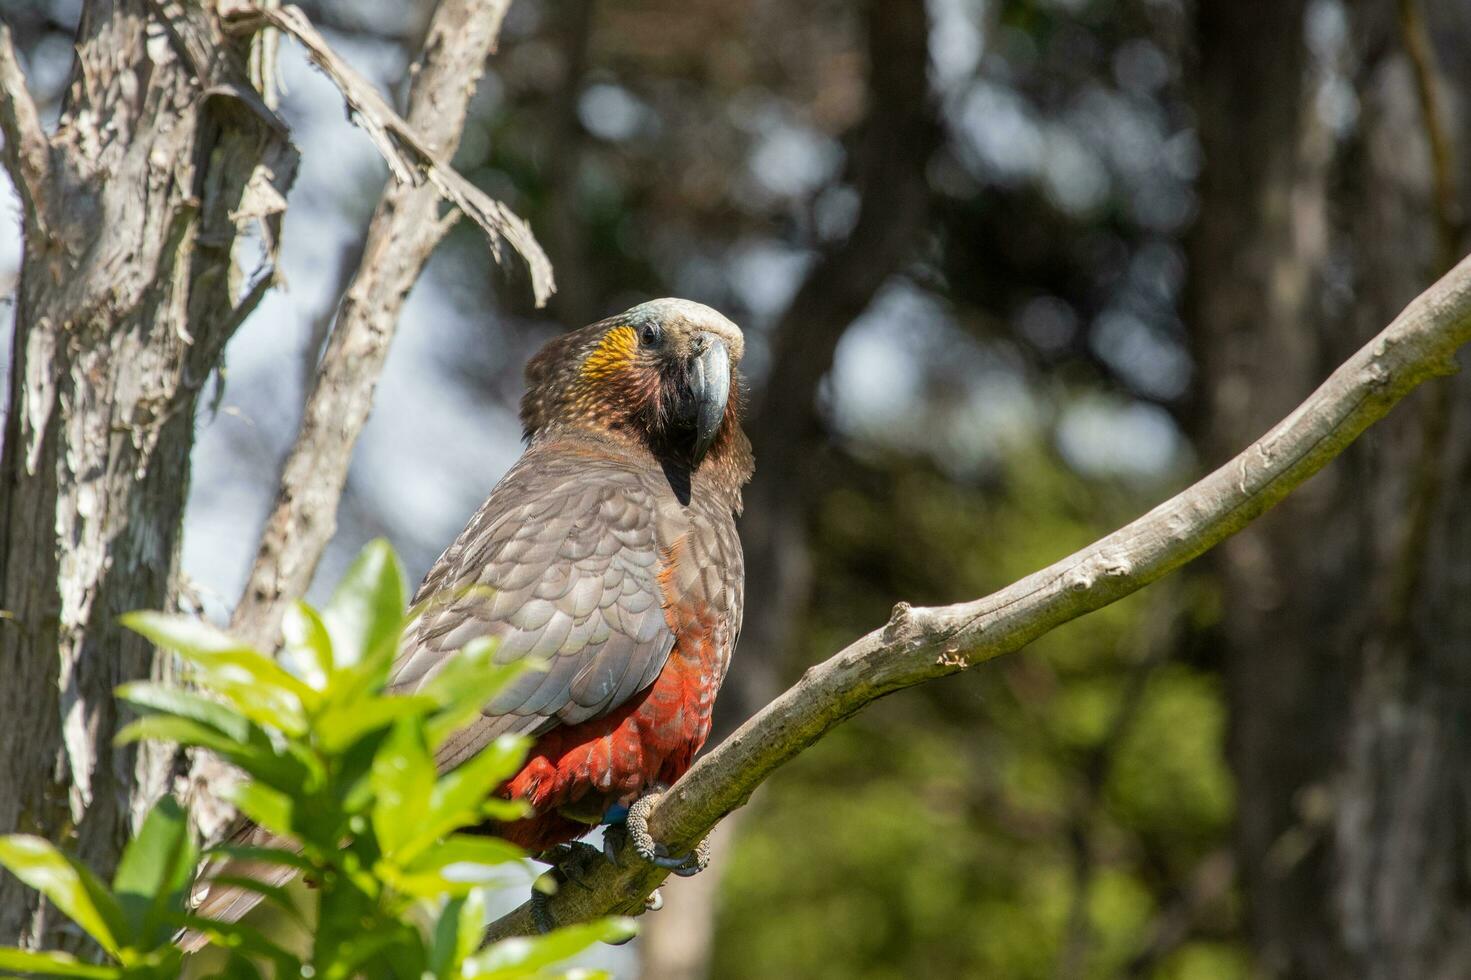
530 840 610 932
602 823 627 866
530 873 559 934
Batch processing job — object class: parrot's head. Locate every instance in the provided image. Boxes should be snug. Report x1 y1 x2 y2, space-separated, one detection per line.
521 298 751 475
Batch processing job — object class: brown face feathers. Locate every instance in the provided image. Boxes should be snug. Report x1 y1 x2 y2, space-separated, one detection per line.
520 299 752 479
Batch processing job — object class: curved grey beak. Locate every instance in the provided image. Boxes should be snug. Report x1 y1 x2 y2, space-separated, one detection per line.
688 334 731 464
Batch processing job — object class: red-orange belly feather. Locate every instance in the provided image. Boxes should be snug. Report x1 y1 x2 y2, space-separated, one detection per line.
494 608 723 852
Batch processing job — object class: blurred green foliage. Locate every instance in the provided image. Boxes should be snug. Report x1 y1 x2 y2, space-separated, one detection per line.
713 450 1240 980
0 541 630 979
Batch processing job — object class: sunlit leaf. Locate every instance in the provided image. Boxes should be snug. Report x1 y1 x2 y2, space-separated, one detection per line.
387 834 526 899
224 783 295 841
478 798 534 823
315 695 438 754
201 676 309 737
114 717 299 789
462 918 637 978
322 539 406 676
0 948 119 978
428 889 487 977
122 612 318 710
370 721 434 860
112 796 197 949
115 683 258 746
393 735 529 864
0 837 124 956
421 638 537 750
280 600 333 689
405 834 524 873
315 922 423 979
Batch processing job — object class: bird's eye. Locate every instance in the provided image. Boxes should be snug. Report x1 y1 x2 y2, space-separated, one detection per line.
640 324 661 347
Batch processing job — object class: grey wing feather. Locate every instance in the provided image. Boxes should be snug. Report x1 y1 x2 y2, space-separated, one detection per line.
389 445 683 770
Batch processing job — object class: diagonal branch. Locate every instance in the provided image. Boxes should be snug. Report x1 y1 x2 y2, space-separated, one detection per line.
227 0 544 655
483 252 1471 939
223 4 553 304
0 23 52 240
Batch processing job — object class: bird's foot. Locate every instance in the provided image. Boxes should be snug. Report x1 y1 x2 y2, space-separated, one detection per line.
604 788 710 878
529 841 606 934
535 840 606 885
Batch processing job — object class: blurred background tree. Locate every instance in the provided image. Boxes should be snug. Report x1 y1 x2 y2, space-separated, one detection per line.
2 0 1468 977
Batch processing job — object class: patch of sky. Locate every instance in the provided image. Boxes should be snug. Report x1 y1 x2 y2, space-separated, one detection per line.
579 82 655 142
1056 394 1184 478
831 284 1044 473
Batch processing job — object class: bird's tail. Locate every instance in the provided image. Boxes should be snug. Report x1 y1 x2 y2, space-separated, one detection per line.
177 821 301 954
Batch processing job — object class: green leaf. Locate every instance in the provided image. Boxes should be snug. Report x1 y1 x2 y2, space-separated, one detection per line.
463 918 637 978
314 922 423 980
112 796 198 950
202 845 314 875
223 783 295 841
387 834 525 899
421 638 536 750
212 952 266 980
322 539 406 675
114 717 299 789
427 736 529 829
115 683 259 745
0 837 125 957
203 676 309 737
315 694 438 755
478 798 534 823
405 834 524 873
428 889 487 977
122 612 318 710
280 600 333 689
114 715 242 758
177 916 301 976
370 721 435 860
0 948 119 978
393 734 529 865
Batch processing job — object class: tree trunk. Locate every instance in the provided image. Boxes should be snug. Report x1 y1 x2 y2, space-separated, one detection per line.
1189 1 1471 976
0 0 296 951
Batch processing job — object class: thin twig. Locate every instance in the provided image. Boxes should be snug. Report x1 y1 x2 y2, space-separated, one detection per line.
0 24 52 239
223 3 553 304
483 253 1471 939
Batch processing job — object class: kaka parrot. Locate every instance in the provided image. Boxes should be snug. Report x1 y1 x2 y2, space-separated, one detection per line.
188 298 751 942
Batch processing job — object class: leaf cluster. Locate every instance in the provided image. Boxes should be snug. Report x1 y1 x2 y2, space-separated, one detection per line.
0 541 630 978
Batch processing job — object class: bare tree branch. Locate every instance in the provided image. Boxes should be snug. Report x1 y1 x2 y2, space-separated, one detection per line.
223 3 553 303
0 22 52 239
228 0 540 652
483 253 1471 939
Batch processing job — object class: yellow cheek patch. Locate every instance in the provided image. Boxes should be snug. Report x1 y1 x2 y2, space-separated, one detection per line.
580 325 638 382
